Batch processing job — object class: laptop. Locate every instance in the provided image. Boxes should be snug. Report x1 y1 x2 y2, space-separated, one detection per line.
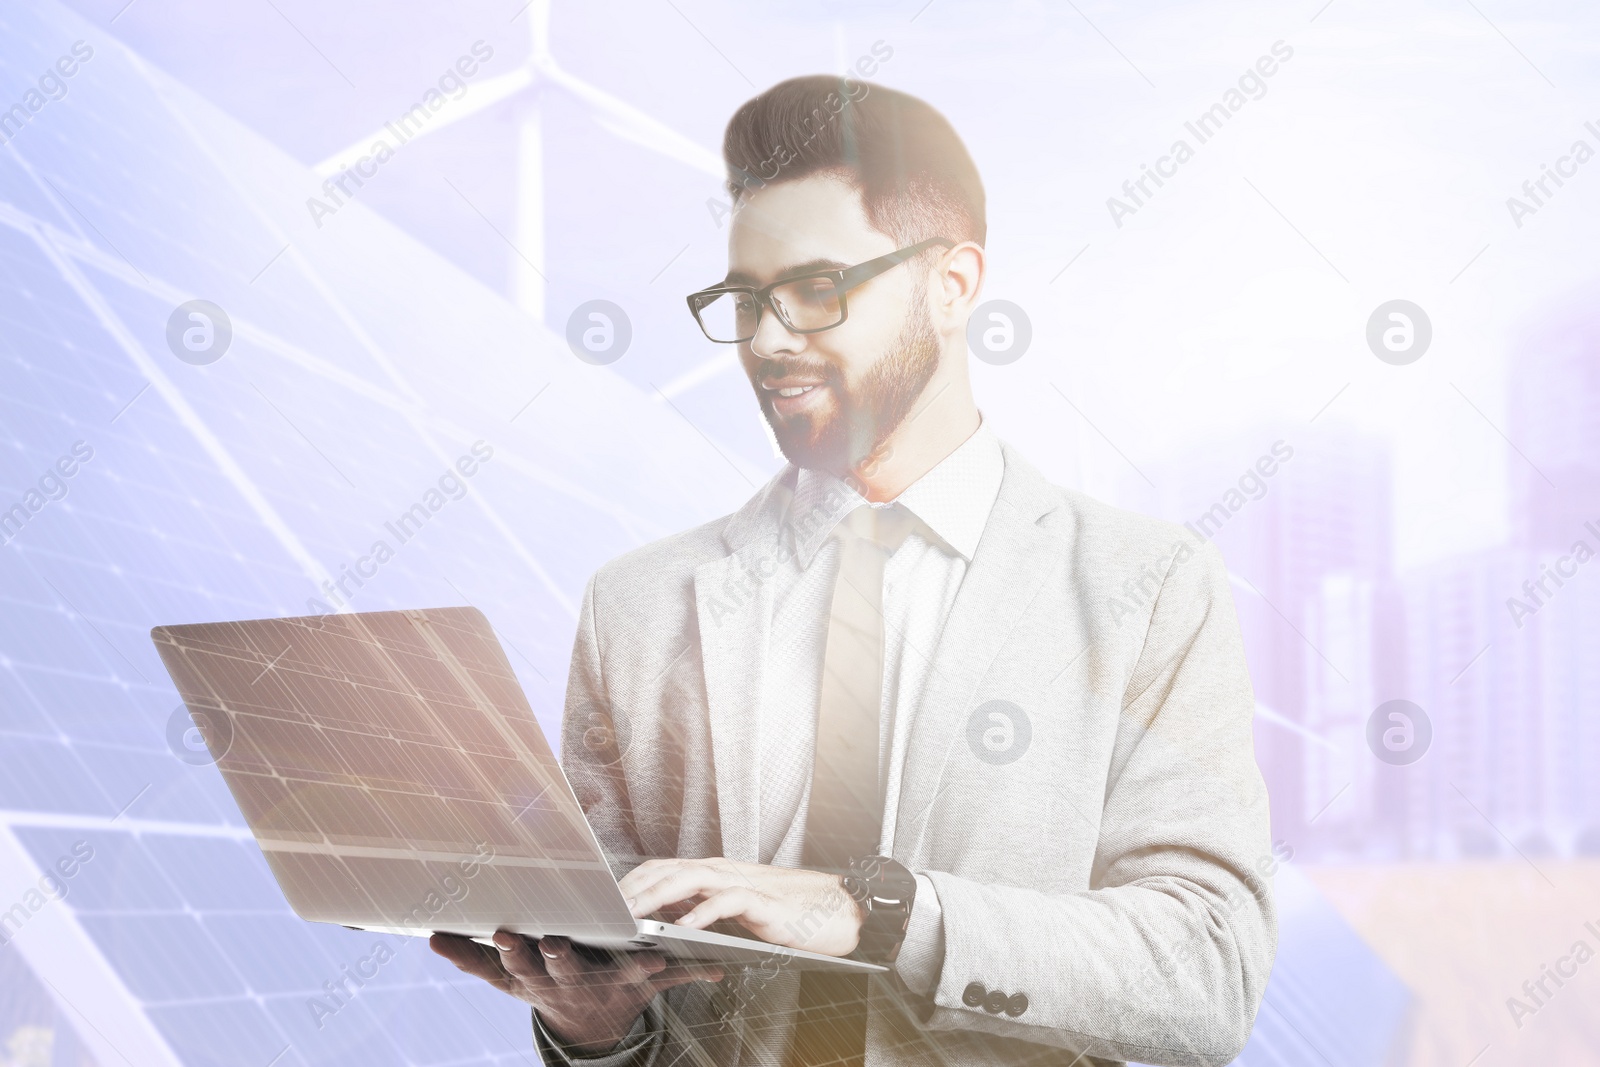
150 606 881 975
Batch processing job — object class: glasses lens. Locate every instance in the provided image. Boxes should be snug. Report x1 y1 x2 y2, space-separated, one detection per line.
694 291 761 342
770 277 842 332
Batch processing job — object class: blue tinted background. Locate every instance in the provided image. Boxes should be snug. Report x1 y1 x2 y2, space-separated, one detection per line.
2 0 1597 1064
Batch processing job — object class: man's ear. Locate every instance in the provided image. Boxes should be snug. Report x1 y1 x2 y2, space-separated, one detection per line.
932 241 985 331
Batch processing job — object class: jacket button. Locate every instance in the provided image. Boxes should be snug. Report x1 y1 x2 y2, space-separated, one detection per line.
962 982 986 1007
1005 992 1029 1017
983 990 1009 1014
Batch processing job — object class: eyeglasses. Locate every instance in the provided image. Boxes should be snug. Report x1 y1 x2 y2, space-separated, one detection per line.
686 237 955 344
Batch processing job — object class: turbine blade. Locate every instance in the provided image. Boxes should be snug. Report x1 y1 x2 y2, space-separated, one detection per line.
313 67 536 177
544 63 724 178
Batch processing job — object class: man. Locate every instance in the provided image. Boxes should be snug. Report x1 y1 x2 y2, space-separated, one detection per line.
433 75 1276 1066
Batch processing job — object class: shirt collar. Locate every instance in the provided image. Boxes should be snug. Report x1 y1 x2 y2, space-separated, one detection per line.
786 417 1005 569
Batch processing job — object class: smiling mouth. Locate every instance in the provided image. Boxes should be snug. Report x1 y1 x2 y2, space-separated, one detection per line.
762 378 832 416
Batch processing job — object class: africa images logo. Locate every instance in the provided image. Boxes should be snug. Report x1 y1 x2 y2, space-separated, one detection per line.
1106 41 1294 228
0 40 94 149
305 42 496 228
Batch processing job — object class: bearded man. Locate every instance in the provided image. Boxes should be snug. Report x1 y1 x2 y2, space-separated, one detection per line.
433 75 1277 1067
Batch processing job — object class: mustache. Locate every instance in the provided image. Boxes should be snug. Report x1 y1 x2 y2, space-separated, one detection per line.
754 359 841 384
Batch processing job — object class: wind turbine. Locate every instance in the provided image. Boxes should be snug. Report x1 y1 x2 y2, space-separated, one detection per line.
312 0 724 322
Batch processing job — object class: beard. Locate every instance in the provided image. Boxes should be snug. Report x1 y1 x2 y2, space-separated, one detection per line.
753 292 942 476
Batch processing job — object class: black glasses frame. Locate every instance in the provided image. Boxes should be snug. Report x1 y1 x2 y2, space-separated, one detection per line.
686 237 956 344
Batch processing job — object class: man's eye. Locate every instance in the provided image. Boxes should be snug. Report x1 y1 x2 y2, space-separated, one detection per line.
789 280 833 304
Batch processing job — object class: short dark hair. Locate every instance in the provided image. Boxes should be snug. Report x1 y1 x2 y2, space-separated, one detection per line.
722 75 986 246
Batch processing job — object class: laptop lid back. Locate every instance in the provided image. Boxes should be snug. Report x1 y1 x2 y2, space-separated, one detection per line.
150 607 639 942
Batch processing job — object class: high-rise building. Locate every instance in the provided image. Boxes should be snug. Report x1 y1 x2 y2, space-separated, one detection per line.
1506 289 1600 853
1507 297 1600 553
1160 425 1392 849
1295 542 1593 866
1301 574 1381 854
1395 548 1572 858
1533 565 1600 853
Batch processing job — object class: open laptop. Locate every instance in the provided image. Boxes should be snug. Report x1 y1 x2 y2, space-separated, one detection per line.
151 606 881 975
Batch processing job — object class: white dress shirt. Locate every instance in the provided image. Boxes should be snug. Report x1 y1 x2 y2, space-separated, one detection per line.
755 416 1005 993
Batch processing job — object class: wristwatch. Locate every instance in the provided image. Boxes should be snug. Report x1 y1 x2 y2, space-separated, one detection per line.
842 855 917 965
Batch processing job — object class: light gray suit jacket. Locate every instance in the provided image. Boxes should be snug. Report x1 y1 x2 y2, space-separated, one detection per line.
547 439 1277 1067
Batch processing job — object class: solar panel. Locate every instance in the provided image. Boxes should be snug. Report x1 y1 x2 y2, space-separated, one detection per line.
0 3 751 1064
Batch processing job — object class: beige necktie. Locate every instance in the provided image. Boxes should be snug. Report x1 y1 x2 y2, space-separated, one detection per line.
789 502 921 1067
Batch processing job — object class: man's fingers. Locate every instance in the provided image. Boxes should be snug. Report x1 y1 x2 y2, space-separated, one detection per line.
535 935 575 982
431 933 511 989
429 932 480 966
614 948 669 985
433 929 724 1010
491 931 552 984
538 935 617 986
623 868 701 916
541 938 706 994
617 858 679 900
676 886 768 932
627 866 738 919
647 958 726 993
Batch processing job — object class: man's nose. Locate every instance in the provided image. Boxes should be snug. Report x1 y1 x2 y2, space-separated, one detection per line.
748 299 802 358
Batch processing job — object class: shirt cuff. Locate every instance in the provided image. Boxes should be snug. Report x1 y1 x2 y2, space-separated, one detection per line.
532 999 659 1066
893 873 944 996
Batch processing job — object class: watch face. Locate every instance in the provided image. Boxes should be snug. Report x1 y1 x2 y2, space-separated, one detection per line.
851 857 915 908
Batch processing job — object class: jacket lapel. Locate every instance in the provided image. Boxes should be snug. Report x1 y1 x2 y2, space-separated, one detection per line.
892 442 1067 861
692 467 798 863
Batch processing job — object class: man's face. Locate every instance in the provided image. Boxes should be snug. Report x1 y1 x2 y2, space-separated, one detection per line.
726 174 942 474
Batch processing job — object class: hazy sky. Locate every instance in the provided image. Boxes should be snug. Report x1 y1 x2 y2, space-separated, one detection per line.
57 0 1600 569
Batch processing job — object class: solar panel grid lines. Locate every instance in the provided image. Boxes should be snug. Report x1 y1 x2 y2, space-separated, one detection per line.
0 239 595 1049
123 49 431 411
151 609 626 937
58 37 337 288
1 1 785 1059
10 163 451 579
48 614 604 1062
0 819 188 1067
0 146 79 237
5 85 257 311
142 82 755 521
118 46 564 414
0 202 678 629
25 224 342 599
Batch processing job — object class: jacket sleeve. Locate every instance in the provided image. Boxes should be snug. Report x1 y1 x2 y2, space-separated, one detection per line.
534 571 672 1066
540 571 734 1066
913 540 1278 1067
561 570 648 876
533 999 669 1067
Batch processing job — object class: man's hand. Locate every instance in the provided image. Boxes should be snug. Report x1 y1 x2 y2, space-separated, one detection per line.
620 858 865 957
429 931 721 1056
